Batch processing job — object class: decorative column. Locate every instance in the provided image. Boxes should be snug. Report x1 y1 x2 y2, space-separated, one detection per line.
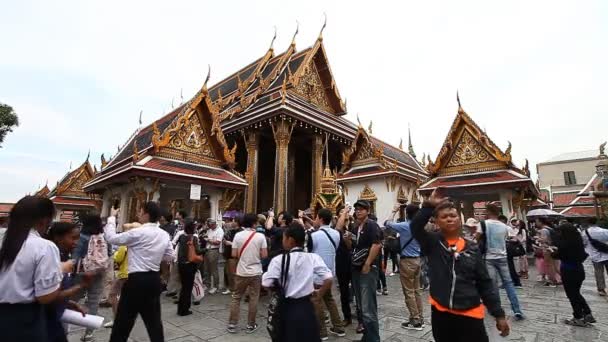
311 135 323 207
101 190 112 218
118 189 129 231
272 120 293 213
499 191 512 217
244 131 260 213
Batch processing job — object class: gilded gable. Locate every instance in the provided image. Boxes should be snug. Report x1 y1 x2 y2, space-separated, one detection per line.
446 129 496 168
156 112 220 166
291 62 335 114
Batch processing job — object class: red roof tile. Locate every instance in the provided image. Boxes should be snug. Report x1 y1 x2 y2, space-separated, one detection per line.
0 203 14 213
141 158 247 186
52 197 100 207
552 192 578 207
560 206 596 217
419 171 528 190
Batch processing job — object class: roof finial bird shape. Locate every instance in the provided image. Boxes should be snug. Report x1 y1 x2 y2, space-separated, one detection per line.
318 13 327 41
291 21 299 46
269 26 277 51
368 120 373 134
203 64 211 92
456 90 464 113
356 113 362 128
138 110 143 126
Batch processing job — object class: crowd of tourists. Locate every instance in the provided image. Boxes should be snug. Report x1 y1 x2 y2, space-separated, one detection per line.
1 188 608 342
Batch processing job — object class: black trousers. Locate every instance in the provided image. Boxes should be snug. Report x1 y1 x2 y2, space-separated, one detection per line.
431 307 488 342
561 264 592 319
110 271 164 342
0 303 47 342
281 296 320 342
178 263 197 315
377 271 387 290
384 246 399 272
507 256 522 286
336 268 352 320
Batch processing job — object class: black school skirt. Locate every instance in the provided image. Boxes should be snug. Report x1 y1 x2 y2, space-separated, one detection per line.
0 302 48 342
280 295 321 342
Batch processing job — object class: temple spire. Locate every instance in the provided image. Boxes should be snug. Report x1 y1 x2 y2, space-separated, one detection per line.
408 124 416 158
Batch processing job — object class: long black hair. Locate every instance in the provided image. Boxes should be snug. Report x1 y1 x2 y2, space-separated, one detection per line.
0 196 55 270
80 212 103 235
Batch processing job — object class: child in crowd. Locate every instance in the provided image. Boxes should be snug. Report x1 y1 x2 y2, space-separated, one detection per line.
46 222 91 342
262 223 333 342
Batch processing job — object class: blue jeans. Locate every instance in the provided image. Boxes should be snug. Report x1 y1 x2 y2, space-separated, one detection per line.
485 258 522 314
352 267 380 342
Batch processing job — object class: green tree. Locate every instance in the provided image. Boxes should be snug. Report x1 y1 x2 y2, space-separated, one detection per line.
0 103 19 147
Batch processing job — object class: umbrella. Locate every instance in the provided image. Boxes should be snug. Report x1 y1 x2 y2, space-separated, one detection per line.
526 208 563 218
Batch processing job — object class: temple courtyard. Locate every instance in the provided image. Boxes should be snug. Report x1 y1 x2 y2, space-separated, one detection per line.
67 260 608 342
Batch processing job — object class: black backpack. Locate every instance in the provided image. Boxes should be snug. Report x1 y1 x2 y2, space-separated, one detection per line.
585 229 608 253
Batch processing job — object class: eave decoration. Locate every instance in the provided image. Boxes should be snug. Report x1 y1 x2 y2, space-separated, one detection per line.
287 27 346 115
313 148 343 214
341 125 384 172
151 68 237 170
52 158 98 200
426 97 515 177
397 185 408 203
359 184 377 202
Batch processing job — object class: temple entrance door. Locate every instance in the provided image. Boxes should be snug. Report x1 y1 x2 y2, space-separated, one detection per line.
257 133 275 213
289 136 312 212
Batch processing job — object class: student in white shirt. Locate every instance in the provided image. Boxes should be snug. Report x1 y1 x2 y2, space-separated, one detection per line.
104 202 174 342
0 196 63 342
262 222 333 342
227 213 267 334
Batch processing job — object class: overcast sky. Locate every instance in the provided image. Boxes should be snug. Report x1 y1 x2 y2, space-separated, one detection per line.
1 0 607 202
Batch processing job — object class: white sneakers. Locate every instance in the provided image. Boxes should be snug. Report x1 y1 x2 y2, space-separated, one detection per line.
103 320 114 328
222 289 231 295
208 287 218 294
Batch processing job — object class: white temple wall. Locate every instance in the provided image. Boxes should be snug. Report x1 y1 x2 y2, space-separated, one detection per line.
343 178 418 226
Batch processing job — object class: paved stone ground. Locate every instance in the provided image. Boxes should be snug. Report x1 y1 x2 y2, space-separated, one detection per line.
68 260 608 342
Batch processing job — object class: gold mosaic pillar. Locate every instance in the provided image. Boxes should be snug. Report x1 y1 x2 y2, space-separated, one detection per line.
311 135 323 208
272 120 293 213
244 131 259 213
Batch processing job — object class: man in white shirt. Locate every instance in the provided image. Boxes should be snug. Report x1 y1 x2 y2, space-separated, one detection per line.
307 208 345 338
227 213 268 334
203 218 224 294
582 218 608 296
104 202 174 342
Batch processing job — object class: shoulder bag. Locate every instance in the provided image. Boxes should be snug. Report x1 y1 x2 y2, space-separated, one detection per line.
267 252 290 340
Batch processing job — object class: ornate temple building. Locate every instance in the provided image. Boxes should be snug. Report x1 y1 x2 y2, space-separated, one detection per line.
37 156 101 222
83 29 427 226
418 98 538 220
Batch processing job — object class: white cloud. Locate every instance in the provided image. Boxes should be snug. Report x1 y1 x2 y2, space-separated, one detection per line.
0 0 607 201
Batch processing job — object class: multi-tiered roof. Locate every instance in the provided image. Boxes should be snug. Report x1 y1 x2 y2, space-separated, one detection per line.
419 97 537 197
85 30 426 192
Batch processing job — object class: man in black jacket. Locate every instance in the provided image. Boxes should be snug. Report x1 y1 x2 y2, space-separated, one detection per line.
410 189 509 342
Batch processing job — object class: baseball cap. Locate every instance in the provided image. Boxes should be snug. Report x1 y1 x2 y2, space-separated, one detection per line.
353 200 371 210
